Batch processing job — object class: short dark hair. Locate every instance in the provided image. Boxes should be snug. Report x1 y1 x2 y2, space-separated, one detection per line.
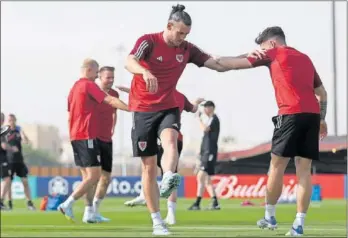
168 4 192 26
203 101 215 108
255 26 286 45
99 66 115 73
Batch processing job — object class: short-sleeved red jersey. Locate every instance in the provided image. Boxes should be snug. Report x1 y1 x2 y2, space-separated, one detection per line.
128 32 211 112
68 78 106 141
96 88 119 142
175 90 194 141
247 46 322 115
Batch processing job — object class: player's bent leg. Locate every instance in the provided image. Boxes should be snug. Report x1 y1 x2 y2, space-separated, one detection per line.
94 170 111 222
93 139 113 222
159 128 179 172
82 167 100 223
124 145 164 208
159 128 181 198
285 157 312 237
83 183 97 223
59 166 101 222
257 153 290 230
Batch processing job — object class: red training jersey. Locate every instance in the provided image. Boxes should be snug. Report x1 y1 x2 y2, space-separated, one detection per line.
128 32 211 112
247 46 322 115
97 88 119 142
175 90 194 141
68 78 106 141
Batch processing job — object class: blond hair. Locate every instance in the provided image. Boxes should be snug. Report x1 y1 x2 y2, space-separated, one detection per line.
81 58 99 69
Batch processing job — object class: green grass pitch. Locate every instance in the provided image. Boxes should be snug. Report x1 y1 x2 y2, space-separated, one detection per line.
1 198 346 237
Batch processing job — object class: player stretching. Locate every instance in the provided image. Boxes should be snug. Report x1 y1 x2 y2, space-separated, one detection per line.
6 114 35 210
120 86 203 225
188 101 220 211
0 113 11 210
125 4 261 235
92 66 119 223
58 59 128 223
213 26 328 236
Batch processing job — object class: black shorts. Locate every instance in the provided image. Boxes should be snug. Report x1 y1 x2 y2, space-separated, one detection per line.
9 162 28 179
0 161 10 179
157 139 183 175
271 113 320 160
71 139 101 168
97 139 113 173
199 153 217 175
131 107 181 157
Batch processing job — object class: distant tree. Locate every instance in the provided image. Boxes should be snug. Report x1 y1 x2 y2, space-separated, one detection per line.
22 144 61 166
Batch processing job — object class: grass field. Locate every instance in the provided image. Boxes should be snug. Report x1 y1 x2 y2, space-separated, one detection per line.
1 198 346 237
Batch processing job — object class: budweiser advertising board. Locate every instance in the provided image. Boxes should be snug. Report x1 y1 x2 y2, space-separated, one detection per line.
184 174 345 199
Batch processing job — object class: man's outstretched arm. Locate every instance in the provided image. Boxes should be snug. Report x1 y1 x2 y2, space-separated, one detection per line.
188 43 267 72
204 50 270 71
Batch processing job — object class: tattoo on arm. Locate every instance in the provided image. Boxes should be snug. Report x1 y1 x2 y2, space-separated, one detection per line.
320 101 327 120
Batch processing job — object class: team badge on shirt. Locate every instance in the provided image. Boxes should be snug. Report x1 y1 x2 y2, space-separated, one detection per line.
138 141 147 151
176 54 184 63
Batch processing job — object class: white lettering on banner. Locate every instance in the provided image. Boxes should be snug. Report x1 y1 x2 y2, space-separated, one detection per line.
212 176 298 199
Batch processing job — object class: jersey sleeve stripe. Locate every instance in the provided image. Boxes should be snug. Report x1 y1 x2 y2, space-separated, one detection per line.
134 40 149 59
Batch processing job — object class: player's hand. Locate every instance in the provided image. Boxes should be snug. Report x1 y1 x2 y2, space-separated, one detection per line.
211 55 221 61
319 119 328 140
11 146 19 152
194 98 205 105
115 86 130 93
142 70 158 93
247 49 267 59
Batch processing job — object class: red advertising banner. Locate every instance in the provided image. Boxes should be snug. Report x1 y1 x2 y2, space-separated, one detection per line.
184 174 344 199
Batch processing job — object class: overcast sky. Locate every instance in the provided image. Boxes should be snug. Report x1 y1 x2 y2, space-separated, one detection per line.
1 1 346 151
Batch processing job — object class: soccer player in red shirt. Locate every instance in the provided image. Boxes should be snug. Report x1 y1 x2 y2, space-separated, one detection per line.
92 66 119 223
125 4 257 235
119 86 203 225
58 59 128 223
212 26 328 236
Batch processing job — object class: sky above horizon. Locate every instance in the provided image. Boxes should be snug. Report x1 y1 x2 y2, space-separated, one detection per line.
1 1 347 152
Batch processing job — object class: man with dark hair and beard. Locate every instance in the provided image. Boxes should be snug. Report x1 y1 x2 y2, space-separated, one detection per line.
125 4 261 235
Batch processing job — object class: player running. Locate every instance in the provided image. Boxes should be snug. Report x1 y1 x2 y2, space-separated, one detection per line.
212 26 328 236
119 86 204 225
91 66 119 223
58 59 128 223
125 4 260 235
